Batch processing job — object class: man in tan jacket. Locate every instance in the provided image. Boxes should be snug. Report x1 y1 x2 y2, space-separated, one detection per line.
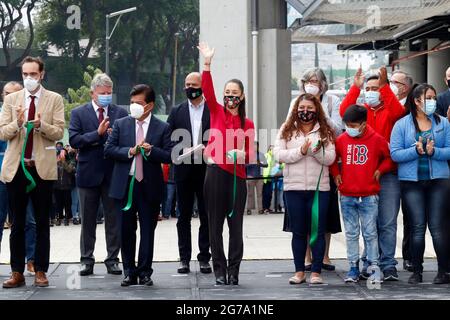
0 56 64 288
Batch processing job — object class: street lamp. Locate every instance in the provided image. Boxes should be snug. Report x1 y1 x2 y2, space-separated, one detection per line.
105 7 137 75
172 32 181 108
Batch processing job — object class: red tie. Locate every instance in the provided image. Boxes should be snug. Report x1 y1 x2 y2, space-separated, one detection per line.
25 96 36 159
98 107 104 124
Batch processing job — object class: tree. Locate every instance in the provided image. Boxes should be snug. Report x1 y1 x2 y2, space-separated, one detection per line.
0 0 40 80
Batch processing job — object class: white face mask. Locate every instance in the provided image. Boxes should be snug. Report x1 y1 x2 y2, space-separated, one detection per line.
390 83 399 97
23 77 40 92
304 84 320 96
130 103 145 119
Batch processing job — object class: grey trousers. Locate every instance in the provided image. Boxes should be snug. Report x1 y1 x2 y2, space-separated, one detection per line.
79 182 120 266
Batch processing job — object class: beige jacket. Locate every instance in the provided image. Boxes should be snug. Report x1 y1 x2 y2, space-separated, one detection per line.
274 123 335 192
0 87 65 182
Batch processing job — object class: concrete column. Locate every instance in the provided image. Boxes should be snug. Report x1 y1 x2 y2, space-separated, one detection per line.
427 39 450 93
398 49 426 84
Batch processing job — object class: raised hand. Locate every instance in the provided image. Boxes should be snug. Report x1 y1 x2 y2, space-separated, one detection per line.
379 66 388 88
16 105 25 127
416 136 425 155
97 117 110 136
300 138 312 156
197 42 215 65
354 67 365 88
426 138 435 156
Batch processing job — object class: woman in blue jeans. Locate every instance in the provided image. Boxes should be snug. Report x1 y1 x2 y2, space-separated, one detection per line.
274 94 336 285
390 84 450 285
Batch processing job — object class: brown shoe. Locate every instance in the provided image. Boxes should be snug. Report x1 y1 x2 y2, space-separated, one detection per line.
2 272 25 289
27 260 35 274
34 271 49 287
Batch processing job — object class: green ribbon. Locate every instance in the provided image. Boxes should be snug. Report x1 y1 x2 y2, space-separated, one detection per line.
20 122 37 193
122 146 148 212
228 152 237 218
310 147 325 247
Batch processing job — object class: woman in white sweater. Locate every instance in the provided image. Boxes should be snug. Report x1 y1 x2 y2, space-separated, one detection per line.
274 93 336 285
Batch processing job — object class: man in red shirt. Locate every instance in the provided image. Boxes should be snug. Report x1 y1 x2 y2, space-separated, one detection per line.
340 67 406 281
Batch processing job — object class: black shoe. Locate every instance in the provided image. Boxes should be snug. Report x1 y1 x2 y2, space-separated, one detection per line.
64 219 69 226
73 218 80 225
56 219 61 226
49 219 54 227
79 264 94 276
322 263 336 271
228 275 239 286
106 263 122 275
215 276 227 285
121 275 138 287
96 219 103 224
177 261 190 274
403 260 413 272
383 268 399 281
433 272 450 285
408 272 423 284
305 264 312 272
199 261 212 274
139 276 154 286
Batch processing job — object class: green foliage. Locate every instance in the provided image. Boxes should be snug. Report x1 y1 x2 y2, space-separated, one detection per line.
63 65 103 124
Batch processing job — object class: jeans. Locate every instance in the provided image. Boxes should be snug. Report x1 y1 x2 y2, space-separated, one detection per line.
25 201 36 262
262 181 273 210
401 179 449 273
377 173 401 271
284 191 329 273
162 183 176 218
71 187 80 219
0 181 8 245
340 195 379 267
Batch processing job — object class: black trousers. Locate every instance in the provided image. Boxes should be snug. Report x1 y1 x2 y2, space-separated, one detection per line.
118 179 160 278
204 165 247 279
176 165 211 264
54 189 72 220
7 166 53 273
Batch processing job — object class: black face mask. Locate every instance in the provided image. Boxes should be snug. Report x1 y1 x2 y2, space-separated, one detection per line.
224 96 241 109
447 79 450 89
298 110 317 123
185 87 203 100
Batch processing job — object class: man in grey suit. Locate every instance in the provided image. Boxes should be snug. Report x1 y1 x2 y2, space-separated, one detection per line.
69 74 128 276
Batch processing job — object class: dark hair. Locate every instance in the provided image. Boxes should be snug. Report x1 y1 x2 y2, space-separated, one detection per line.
343 104 367 123
21 56 45 72
130 84 155 103
403 83 420 114
410 83 440 132
56 141 64 147
225 79 246 129
280 93 335 144
366 75 379 83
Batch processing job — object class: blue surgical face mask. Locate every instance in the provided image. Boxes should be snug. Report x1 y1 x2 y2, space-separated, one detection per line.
97 94 113 107
364 91 381 107
345 125 362 138
423 99 437 116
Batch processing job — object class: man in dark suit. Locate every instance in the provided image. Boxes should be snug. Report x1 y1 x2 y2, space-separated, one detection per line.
105 84 172 286
69 73 128 276
437 66 450 121
167 72 212 274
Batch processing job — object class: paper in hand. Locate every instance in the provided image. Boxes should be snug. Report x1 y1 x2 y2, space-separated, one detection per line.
177 144 205 162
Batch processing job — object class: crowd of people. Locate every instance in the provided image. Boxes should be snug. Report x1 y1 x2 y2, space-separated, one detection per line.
0 44 449 289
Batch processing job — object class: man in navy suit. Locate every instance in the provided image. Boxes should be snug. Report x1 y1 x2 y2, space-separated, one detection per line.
437 66 450 121
105 84 172 286
167 72 212 274
69 74 128 276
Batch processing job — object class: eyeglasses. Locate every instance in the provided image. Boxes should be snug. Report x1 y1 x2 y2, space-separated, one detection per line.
391 80 407 86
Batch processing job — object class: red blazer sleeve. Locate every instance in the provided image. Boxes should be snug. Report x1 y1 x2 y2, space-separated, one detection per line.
202 71 222 114
379 85 406 122
245 120 256 164
377 136 396 174
340 85 362 118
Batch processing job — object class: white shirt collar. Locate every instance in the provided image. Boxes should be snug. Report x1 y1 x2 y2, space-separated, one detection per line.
188 97 205 109
136 112 152 125
25 85 43 99
92 100 108 112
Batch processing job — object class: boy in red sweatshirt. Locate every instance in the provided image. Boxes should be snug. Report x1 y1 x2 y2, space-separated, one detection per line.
330 105 395 283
